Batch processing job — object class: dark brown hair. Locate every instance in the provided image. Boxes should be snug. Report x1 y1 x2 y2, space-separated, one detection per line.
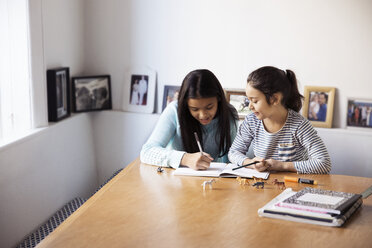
178 69 238 157
247 66 304 112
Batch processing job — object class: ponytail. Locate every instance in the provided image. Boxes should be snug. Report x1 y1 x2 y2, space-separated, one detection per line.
284 69 303 112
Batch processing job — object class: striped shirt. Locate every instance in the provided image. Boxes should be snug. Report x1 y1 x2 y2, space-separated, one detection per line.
140 101 238 168
228 109 331 174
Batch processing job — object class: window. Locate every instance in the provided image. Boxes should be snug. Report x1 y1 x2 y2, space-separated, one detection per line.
0 0 32 142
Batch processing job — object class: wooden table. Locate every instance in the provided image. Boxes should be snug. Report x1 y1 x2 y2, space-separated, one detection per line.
36 158 372 248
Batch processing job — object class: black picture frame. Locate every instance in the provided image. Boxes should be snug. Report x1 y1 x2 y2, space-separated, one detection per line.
162 85 180 111
47 67 70 122
71 75 112 112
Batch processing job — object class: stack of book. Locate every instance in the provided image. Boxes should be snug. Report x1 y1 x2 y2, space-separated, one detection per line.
258 187 363 227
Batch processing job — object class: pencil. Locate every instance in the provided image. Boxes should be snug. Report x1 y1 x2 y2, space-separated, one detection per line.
193 132 204 155
232 161 259 171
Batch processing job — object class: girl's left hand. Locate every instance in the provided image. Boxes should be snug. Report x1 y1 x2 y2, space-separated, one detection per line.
265 159 279 171
249 157 270 172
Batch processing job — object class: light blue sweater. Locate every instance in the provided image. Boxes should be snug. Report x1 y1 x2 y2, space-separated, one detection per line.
140 101 237 168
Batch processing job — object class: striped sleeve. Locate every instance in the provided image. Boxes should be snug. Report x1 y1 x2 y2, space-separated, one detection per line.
228 118 254 166
293 119 331 174
140 103 185 168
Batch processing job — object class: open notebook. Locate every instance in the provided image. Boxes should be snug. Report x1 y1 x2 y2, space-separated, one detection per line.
173 162 269 179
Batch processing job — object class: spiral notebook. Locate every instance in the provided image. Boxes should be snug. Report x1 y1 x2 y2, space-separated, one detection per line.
258 188 362 227
278 187 362 215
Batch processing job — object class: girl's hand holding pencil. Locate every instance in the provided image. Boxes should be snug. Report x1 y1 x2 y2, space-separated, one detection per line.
240 157 270 172
180 132 214 170
180 152 213 170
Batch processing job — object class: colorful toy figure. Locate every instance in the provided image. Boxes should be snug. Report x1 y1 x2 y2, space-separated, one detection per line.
157 167 164 173
272 179 286 189
252 182 265 189
252 178 264 189
201 179 216 190
236 176 249 186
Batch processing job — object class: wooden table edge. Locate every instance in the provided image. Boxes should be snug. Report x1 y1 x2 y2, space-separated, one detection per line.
35 158 140 247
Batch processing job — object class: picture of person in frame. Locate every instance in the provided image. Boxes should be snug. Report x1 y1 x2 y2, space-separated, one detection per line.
316 92 328 122
162 86 181 111
347 100 372 128
229 94 251 118
308 91 328 122
308 92 319 120
130 74 149 106
75 77 110 111
130 79 140 105
166 89 179 106
138 75 148 106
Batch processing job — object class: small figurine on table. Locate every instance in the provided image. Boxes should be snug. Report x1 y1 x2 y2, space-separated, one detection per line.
272 179 286 190
252 178 265 189
252 182 265 189
201 179 216 190
157 166 164 173
236 176 249 186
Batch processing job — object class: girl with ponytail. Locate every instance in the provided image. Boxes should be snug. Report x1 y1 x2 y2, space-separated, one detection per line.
228 66 331 174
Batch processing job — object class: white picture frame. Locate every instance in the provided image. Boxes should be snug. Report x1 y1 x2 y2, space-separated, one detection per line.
347 98 372 129
122 66 156 113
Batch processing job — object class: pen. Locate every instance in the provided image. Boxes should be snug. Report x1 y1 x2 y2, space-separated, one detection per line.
232 161 259 171
194 132 204 155
284 176 318 185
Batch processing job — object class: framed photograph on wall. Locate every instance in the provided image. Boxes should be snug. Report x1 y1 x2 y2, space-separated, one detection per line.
46 67 70 122
302 86 336 128
162 85 180 111
347 98 372 128
71 75 112 112
122 66 156 113
225 88 251 119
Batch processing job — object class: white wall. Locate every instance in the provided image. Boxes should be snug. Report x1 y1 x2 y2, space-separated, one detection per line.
0 114 97 248
84 0 372 181
42 0 86 74
84 0 372 123
91 111 159 183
